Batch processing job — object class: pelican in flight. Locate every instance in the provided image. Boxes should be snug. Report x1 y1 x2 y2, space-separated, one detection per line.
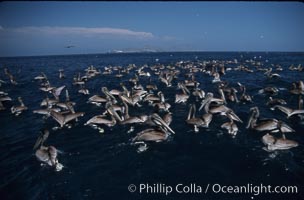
50 110 84 128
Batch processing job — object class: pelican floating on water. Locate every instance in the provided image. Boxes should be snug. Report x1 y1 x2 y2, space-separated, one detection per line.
246 107 294 133
262 133 298 151
35 145 63 171
11 97 28 116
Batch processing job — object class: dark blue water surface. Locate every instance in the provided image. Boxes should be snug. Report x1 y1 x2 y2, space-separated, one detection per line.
0 52 304 200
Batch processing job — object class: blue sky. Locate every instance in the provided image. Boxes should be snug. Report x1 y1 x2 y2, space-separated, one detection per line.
0 2 303 57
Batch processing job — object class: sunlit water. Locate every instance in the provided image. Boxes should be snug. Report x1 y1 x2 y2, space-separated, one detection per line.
0 52 304 200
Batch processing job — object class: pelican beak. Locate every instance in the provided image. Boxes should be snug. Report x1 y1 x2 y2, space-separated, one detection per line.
152 114 175 134
199 95 212 111
108 107 122 122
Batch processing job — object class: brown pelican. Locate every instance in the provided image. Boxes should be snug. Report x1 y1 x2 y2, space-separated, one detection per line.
237 82 252 103
146 84 158 92
220 110 242 136
159 71 174 87
0 96 12 110
275 65 283 71
34 72 47 81
84 115 116 127
267 97 286 106
50 110 84 128
246 107 294 133
199 93 225 112
50 85 66 100
175 83 190 103
33 97 61 118
186 104 212 132
144 93 161 103
120 83 131 97
221 109 243 123
87 95 109 106
163 112 173 125
262 133 298 151
222 86 239 103
145 113 175 135
0 79 6 87
11 97 28 116
221 121 238 136
132 128 168 143
212 72 221 83
56 89 76 111
258 86 279 96
184 75 198 87
78 85 90 95
40 96 59 107
59 69 65 79
104 103 124 122
102 87 117 104
109 89 122 96
33 129 50 150
4 68 17 85
33 129 63 171
192 86 205 100
264 68 280 79
186 104 204 132
129 74 139 85
35 146 63 171
218 87 227 104
154 92 171 112
39 81 55 93
120 102 147 125
273 105 304 119
289 81 304 95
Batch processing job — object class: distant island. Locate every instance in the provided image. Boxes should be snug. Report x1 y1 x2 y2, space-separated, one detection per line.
108 47 161 54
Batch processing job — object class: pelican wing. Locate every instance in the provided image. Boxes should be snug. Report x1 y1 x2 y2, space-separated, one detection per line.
66 102 75 113
291 109 304 117
274 105 293 116
279 123 295 133
0 96 12 101
65 89 70 101
88 95 107 103
121 117 144 125
64 112 84 124
255 120 278 131
53 85 66 99
50 111 65 127
85 115 110 125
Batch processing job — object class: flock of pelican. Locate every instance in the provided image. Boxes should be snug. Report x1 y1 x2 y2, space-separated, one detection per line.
0 59 303 171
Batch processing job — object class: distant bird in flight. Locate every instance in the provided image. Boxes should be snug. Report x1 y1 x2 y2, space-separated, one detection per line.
65 45 75 49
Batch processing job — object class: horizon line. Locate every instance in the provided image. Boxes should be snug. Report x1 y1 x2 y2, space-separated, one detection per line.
1 50 304 59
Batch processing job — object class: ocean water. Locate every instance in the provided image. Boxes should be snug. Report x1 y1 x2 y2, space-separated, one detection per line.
0 52 304 200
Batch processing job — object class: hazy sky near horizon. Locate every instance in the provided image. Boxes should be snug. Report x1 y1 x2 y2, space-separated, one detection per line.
0 2 303 57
